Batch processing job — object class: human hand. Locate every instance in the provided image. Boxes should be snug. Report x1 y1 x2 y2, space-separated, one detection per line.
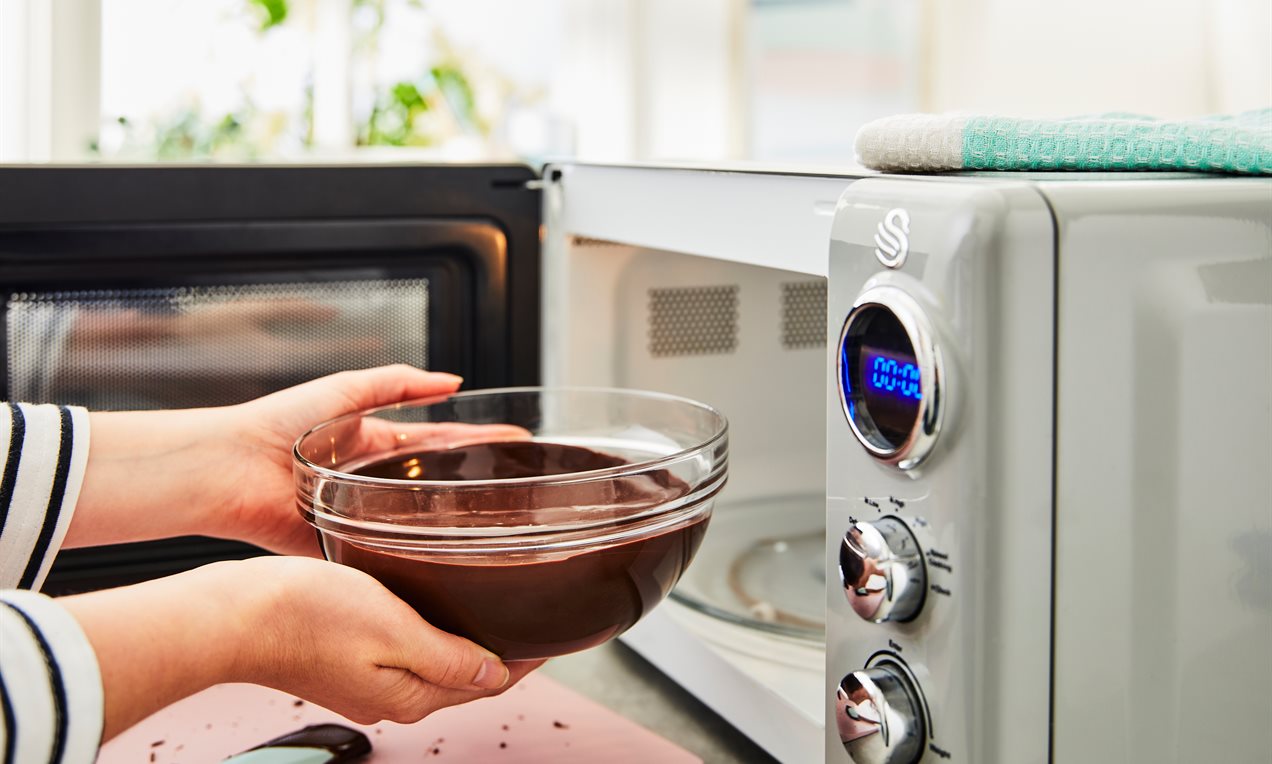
242 557 544 724
209 365 471 555
61 556 545 740
67 365 525 555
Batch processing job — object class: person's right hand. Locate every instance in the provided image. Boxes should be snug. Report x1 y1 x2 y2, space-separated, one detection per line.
243 556 544 725
61 556 544 740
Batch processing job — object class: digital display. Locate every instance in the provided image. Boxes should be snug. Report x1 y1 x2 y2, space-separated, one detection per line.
864 350 922 401
840 306 922 452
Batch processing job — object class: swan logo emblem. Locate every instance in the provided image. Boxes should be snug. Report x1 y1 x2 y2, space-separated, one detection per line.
874 208 911 269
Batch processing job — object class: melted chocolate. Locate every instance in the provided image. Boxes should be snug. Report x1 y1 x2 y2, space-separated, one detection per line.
325 441 706 660
242 724 371 761
353 440 629 481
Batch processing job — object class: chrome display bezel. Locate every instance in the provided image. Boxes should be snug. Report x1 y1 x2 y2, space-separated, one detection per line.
836 286 944 470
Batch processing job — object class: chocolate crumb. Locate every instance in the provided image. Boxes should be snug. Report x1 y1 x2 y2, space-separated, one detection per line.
293 699 304 707
149 754 156 763
431 747 441 755
501 724 509 731
499 742 507 749
552 721 569 729
375 728 382 735
150 740 165 748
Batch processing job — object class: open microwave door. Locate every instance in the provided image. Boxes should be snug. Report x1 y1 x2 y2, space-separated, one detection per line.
540 162 859 764
0 163 541 591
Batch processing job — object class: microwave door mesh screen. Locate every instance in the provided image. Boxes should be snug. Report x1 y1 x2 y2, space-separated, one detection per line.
5 279 428 410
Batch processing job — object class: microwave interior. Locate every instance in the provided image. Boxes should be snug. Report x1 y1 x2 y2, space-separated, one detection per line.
0 165 541 592
547 234 829 643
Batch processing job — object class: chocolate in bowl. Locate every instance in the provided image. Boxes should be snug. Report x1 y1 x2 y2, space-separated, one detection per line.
293 388 728 660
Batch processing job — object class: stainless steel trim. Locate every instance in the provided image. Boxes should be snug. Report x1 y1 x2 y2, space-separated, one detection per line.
836 662 926 764
835 285 945 470
839 516 927 623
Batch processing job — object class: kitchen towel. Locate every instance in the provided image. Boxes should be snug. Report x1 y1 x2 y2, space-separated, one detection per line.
854 109 1272 175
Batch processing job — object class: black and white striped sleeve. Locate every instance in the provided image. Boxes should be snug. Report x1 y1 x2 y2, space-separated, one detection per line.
0 590 103 763
0 403 90 591
0 403 102 762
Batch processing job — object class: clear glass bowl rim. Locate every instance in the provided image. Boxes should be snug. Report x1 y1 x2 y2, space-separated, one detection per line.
292 385 730 490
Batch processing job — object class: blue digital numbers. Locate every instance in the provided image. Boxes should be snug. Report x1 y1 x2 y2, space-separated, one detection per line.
866 352 922 400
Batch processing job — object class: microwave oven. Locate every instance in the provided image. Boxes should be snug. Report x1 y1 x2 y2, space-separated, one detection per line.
0 164 541 591
2 163 1269 763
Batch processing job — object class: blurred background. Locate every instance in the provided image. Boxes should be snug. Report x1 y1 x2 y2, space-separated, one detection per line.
1 0 1268 165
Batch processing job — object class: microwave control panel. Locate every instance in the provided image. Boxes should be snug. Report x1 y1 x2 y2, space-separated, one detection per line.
824 178 1055 763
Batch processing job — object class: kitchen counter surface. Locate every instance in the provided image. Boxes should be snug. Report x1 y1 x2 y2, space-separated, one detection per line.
542 640 779 763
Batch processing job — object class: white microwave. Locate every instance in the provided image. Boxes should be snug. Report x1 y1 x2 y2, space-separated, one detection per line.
539 165 1271 764
4 163 1269 763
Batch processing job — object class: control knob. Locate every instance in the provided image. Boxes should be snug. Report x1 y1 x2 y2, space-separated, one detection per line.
836 664 926 764
839 517 926 623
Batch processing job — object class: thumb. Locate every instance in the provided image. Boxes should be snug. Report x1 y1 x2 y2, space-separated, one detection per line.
393 620 510 691
333 364 464 410
244 365 463 435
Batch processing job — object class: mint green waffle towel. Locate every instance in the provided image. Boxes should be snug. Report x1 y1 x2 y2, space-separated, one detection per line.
854 109 1271 175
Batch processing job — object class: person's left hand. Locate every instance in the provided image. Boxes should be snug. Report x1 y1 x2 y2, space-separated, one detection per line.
212 365 468 555
66 366 517 555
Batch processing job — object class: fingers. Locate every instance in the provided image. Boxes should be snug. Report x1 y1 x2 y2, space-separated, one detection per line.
421 659 548 710
354 419 533 457
329 365 463 413
370 658 548 724
389 618 510 692
505 659 548 685
236 558 550 728
245 365 464 440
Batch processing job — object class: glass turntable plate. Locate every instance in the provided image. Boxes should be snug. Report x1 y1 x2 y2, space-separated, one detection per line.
671 494 825 643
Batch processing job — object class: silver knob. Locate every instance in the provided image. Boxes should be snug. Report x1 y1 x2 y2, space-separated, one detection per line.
836 665 926 764
839 517 926 623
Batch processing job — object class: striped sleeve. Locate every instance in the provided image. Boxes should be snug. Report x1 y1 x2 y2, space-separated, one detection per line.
0 589 104 764
0 404 91 591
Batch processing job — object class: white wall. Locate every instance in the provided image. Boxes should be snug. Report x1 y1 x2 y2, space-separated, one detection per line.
748 0 922 161
0 0 100 162
634 0 745 161
554 0 745 162
922 0 1271 117
4 0 1267 164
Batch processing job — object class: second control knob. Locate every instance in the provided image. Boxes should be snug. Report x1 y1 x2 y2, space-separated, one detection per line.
839 516 926 623
836 664 926 764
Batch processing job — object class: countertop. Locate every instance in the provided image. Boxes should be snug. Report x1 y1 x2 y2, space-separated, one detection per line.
542 640 779 763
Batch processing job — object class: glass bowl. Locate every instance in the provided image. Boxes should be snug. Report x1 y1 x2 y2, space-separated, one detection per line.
293 387 728 660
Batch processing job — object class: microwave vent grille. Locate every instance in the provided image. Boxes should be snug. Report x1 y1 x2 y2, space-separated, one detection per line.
781 281 827 350
647 285 739 357
5 279 429 410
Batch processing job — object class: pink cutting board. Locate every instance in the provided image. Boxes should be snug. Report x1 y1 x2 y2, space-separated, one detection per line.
97 674 701 763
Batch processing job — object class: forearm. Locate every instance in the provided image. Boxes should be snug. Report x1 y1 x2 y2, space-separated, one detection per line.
58 561 260 740
55 555 532 744
63 409 245 548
